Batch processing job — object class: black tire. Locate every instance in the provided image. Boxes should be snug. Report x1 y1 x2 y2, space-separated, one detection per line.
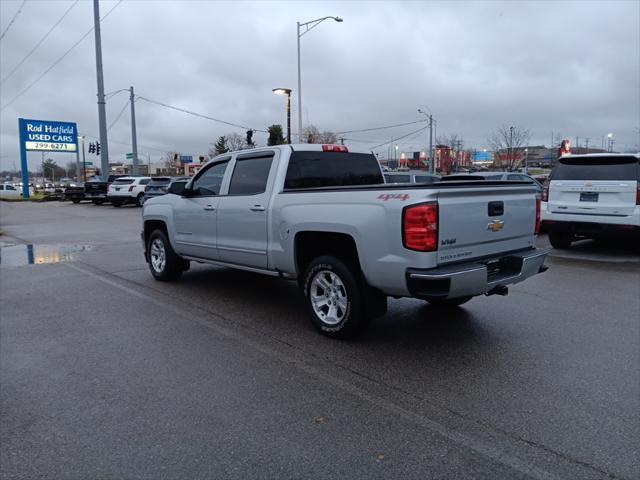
549 229 572 249
426 296 473 307
136 193 144 207
92 199 104 205
71 199 80 204
302 255 367 339
147 229 188 281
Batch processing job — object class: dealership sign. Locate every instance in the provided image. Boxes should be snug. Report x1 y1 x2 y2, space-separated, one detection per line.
18 118 79 198
19 118 78 152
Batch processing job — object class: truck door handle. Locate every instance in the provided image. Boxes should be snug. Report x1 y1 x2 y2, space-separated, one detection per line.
203 205 216 211
250 205 265 212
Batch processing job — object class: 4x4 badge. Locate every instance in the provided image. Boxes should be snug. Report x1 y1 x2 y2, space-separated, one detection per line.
487 219 505 232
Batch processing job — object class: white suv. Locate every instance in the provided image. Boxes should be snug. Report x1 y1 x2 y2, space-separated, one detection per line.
541 153 640 248
107 176 151 207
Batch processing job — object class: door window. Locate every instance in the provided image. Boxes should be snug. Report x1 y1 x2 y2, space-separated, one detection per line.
228 155 273 195
191 161 229 196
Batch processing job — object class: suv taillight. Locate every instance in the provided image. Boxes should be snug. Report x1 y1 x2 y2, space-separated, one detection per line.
541 180 549 202
403 203 438 251
535 196 541 235
129 185 135 192
636 183 640 205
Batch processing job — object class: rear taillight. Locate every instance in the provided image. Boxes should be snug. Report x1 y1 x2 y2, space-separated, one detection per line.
636 183 640 205
322 144 348 152
403 203 438 251
535 196 541 235
541 180 549 202
128 185 135 192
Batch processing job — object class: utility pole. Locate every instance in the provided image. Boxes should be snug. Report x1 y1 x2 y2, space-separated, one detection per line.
576 136 579 150
75 139 81 183
428 114 434 174
81 136 87 182
130 86 139 175
509 126 514 170
93 0 109 180
585 138 590 153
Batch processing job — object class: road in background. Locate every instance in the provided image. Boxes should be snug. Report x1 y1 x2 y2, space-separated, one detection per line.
1 202 638 479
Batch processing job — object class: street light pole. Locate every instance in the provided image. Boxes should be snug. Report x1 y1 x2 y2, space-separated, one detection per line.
273 88 292 144
93 0 110 181
130 86 139 175
297 22 302 143
297 15 343 143
509 125 514 170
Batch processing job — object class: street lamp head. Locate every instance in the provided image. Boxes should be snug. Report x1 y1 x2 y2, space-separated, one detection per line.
272 88 292 95
334 16 343 22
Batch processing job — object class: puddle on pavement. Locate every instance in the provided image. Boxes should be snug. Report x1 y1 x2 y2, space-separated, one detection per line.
0 244 93 267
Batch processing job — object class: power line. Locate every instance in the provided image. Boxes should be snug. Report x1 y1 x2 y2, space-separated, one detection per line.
370 126 428 150
107 98 130 131
336 119 427 135
1 0 79 85
0 0 122 112
80 132 169 154
0 0 27 41
136 96 268 133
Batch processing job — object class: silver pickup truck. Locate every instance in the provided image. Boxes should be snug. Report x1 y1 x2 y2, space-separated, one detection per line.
142 144 547 338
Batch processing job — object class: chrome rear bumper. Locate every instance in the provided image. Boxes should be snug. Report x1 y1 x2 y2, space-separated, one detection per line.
406 248 549 300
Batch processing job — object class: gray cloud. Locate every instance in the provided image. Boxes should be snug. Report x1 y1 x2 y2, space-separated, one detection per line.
1 0 638 171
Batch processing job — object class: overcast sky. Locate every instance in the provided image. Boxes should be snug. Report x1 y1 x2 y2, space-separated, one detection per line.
1 0 638 171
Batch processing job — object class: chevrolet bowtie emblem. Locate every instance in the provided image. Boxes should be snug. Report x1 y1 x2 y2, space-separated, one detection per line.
487 219 505 232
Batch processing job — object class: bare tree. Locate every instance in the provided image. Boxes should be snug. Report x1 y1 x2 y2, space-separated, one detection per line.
302 124 338 144
436 133 464 151
487 126 531 171
163 151 179 168
226 132 248 151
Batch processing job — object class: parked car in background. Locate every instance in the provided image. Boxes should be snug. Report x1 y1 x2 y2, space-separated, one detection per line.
144 177 190 203
107 176 151 207
15 183 35 197
0 183 20 199
85 174 126 205
442 172 543 193
541 154 639 248
384 171 441 184
63 184 85 203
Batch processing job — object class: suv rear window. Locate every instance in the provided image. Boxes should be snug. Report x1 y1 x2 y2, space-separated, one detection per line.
113 179 135 185
149 177 171 184
384 174 411 183
552 156 639 181
285 152 383 190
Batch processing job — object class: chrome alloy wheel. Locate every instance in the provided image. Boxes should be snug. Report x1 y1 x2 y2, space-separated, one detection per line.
310 270 348 325
150 238 166 273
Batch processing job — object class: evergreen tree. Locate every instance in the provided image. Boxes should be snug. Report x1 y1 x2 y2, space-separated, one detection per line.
212 136 229 156
267 125 285 146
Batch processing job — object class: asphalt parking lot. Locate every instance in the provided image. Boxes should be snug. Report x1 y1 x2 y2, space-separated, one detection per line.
1 201 639 480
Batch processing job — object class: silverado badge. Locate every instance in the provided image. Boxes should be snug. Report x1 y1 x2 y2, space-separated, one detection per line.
487 219 505 232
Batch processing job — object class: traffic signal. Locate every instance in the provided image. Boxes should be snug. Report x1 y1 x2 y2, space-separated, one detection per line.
88 142 96 154
95 142 101 155
246 129 254 146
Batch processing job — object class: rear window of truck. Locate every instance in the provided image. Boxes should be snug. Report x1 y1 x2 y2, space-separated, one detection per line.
552 156 639 181
284 152 383 190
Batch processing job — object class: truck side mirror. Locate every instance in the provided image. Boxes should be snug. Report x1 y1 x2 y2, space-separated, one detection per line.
168 181 187 196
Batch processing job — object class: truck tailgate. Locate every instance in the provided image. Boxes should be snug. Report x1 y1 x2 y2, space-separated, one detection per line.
436 184 537 265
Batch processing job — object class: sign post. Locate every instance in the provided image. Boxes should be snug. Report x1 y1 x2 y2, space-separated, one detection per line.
18 118 78 198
